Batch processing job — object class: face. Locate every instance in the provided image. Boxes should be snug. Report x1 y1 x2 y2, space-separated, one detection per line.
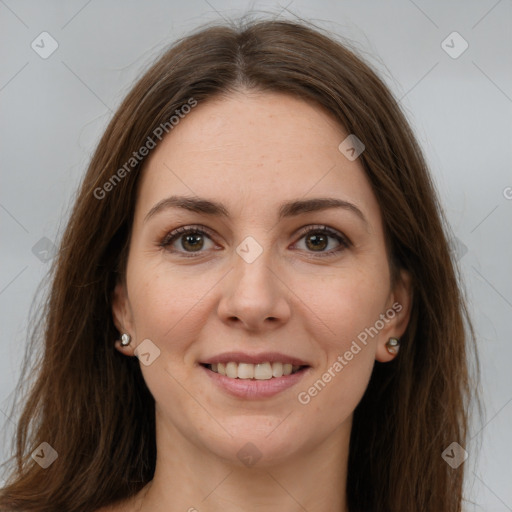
113 90 411 466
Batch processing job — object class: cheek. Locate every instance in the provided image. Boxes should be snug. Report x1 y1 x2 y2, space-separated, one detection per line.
292 266 386 406
296 277 379 417
295 264 390 343
128 258 213 342
300 352 375 429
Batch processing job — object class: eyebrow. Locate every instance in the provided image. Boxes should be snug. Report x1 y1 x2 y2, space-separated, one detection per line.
144 195 368 226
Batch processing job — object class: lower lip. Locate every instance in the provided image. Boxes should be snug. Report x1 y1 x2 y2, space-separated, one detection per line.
201 365 310 399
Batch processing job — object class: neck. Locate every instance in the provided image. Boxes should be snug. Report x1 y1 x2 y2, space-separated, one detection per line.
134 413 351 512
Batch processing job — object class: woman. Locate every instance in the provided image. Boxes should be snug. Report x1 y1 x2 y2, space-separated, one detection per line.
0 18 478 512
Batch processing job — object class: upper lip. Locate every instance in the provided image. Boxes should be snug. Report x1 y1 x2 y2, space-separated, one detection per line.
200 351 311 367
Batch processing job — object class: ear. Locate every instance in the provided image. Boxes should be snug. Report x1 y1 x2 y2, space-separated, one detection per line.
112 280 136 356
375 268 413 363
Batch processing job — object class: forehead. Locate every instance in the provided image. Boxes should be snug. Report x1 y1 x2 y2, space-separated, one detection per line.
135 91 380 224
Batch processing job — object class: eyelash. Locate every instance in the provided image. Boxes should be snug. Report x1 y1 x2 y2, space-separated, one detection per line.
159 224 351 259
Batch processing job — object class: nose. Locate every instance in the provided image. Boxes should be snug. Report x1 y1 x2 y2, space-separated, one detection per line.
217 246 292 333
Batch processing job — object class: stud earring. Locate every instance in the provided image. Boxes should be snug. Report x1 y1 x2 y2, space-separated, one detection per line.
385 337 400 355
120 333 131 347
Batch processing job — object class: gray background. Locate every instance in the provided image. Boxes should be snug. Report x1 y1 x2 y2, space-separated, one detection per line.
1 0 511 510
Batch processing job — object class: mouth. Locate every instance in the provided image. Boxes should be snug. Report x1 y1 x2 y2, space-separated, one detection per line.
199 352 312 398
200 361 309 380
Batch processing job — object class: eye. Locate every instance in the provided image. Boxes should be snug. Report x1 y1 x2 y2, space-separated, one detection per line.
292 225 350 257
159 225 217 257
159 224 350 258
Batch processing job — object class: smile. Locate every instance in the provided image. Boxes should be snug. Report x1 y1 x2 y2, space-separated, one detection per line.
203 361 305 380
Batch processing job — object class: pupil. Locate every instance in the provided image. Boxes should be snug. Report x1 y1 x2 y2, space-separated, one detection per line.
183 234 203 251
306 234 327 251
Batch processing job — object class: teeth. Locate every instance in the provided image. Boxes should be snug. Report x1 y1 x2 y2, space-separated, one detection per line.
238 363 254 379
226 362 238 378
207 361 304 379
272 362 283 377
254 362 272 380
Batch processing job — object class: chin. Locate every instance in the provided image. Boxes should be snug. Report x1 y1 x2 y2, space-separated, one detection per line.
199 419 309 468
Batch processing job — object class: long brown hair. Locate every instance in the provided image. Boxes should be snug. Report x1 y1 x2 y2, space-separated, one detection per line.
0 18 479 512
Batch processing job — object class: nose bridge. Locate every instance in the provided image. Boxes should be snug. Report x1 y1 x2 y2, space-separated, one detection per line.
217 231 290 329
232 233 278 300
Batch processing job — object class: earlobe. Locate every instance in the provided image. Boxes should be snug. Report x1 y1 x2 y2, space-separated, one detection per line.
375 268 413 363
112 281 136 355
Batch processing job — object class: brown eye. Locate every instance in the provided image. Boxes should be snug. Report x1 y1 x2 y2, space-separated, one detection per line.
294 225 350 257
160 224 350 259
180 233 204 252
160 225 216 256
305 233 329 251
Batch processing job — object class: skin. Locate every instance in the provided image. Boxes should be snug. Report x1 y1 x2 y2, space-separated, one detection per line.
107 90 412 512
